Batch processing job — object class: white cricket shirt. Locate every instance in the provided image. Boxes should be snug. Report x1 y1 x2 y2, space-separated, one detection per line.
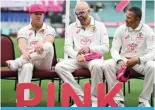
65 16 109 59
111 23 154 63
17 23 56 53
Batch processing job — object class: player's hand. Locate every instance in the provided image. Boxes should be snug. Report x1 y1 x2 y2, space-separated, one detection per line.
117 60 127 70
78 46 90 55
22 52 31 61
76 54 85 62
35 41 44 54
126 57 139 67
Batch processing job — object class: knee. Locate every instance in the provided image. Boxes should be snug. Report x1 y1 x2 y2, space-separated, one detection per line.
43 42 53 53
55 62 64 73
102 60 115 70
89 63 102 71
145 61 155 70
20 63 33 76
145 61 155 76
22 63 33 70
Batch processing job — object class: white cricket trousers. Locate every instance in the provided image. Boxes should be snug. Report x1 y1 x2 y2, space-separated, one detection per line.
102 59 154 102
17 42 54 100
55 59 104 103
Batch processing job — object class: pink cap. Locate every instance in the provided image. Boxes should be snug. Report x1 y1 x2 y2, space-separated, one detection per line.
29 4 46 13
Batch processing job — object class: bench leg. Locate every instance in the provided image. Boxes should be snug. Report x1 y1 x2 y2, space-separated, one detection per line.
39 79 42 87
128 80 131 93
123 82 126 96
14 78 18 91
58 78 61 102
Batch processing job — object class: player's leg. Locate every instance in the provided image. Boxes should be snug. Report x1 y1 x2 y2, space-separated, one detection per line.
6 42 53 71
102 59 125 107
55 59 84 105
133 61 154 107
18 63 34 100
86 59 104 107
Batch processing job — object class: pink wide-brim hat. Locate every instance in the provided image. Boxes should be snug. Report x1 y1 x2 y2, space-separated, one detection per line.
29 4 46 13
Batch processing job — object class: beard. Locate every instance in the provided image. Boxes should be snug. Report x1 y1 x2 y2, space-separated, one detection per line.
77 16 87 23
125 22 130 27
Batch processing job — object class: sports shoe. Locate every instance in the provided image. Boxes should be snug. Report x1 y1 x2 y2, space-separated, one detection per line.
6 58 23 71
71 103 97 107
71 104 78 107
109 100 125 107
91 102 98 107
6 60 19 71
116 100 125 107
138 101 151 107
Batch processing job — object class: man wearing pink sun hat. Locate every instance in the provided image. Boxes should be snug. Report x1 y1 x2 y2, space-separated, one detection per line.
6 4 56 102
28 4 46 13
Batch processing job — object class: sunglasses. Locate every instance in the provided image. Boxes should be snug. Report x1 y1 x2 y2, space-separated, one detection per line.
74 9 88 16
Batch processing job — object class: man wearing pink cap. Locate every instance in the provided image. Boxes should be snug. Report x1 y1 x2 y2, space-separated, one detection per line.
6 4 56 101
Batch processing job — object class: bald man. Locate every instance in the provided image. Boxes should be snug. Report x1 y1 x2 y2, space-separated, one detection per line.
55 1 109 107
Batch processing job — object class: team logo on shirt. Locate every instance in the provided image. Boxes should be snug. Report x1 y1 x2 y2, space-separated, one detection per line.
127 43 137 52
90 26 97 33
30 41 38 47
29 32 33 36
136 32 144 40
80 38 91 45
76 28 81 34
125 35 130 39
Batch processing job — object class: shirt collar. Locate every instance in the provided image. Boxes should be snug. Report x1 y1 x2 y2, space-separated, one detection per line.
28 23 46 32
75 16 95 28
128 23 143 31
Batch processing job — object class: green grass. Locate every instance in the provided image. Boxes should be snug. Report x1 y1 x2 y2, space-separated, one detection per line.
1 37 153 107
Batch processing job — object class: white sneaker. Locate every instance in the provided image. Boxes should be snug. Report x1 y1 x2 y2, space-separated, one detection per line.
138 101 151 107
91 102 98 107
6 58 23 71
71 103 97 107
6 60 19 71
116 100 125 107
109 100 125 107
71 104 77 107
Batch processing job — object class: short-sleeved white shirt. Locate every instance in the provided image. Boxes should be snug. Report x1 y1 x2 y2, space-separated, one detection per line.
17 23 56 53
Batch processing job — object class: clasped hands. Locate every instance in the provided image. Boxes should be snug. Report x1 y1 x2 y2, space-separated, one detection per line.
22 41 44 61
76 46 90 62
117 57 140 70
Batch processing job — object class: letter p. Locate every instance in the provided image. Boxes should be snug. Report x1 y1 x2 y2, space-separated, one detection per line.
16 83 42 107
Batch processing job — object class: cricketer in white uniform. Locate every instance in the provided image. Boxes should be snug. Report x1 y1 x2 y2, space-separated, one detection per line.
55 1 109 107
6 4 56 100
102 7 154 107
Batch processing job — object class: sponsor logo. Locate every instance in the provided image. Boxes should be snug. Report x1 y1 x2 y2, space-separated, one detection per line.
136 32 144 40
76 28 81 34
29 32 33 36
125 35 130 40
80 38 91 45
127 43 137 51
